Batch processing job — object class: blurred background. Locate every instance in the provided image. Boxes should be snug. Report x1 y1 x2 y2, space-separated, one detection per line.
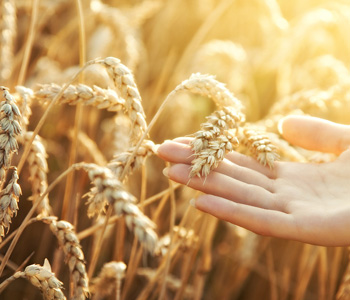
1 0 350 299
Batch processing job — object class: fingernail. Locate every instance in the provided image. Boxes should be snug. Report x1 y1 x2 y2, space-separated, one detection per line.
152 143 160 153
277 118 284 135
162 167 169 177
189 198 196 208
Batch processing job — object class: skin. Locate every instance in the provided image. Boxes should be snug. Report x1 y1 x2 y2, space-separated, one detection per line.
157 115 350 246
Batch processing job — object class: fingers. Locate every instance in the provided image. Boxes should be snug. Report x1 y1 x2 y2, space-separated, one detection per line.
193 194 296 239
172 137 276 177
157 140 276 186
280 115 350 155
166 164 277 210
157 140 193 164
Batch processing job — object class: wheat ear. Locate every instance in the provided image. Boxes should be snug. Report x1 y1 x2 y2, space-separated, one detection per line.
174 73 243 109
46 219 89 300
91 261 126 300
167 74 245 178
34 83 125 112
23 131 52 217
0 0 16 83
15 85 33 131
239 126 279 168
97 57 147 142
82 163 158 253
0 86 22 182
155 226 198 256
12 259 66 300
190 107 242 178
108 139 155 179
0 168 21 242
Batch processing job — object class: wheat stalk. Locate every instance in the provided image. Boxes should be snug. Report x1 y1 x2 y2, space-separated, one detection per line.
0 0 16 83
136 268 195 298
45 219 89 300
0 168 21 242
91 261 126 300
82 163 158 253
23 131 52 217
12 259 66 300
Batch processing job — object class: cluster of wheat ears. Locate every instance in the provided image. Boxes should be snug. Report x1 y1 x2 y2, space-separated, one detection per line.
0 0 350 299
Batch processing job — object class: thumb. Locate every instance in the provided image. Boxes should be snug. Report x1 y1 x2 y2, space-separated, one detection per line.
279 115 350 155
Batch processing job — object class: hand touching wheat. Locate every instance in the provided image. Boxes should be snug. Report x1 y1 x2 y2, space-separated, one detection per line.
157 116 350 246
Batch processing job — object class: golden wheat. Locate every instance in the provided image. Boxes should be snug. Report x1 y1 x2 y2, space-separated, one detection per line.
91 261 126 299
82 163 158 253
1 1 350 299
0 87 22 182
46 219 89 300
13 259 66 300
0 0 16 83
0 168 20 242
23 131 52 217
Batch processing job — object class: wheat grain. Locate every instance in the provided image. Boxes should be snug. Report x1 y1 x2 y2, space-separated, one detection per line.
81 163 158 253
0 87 22 182
0 0 16 83
108 139 155 179
13 259 66 300
0 168 21 242
239 126 279 168
91 261 126 300
46 219 89 300
23 131 52 217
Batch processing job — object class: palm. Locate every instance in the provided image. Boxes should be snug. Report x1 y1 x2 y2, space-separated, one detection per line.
271 153 350 245
158 140 350 247
157 116 350 246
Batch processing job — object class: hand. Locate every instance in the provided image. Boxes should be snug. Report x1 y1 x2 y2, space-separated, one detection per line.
157 116 350 246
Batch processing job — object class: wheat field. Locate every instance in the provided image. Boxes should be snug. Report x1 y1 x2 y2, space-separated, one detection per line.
0 0 350 299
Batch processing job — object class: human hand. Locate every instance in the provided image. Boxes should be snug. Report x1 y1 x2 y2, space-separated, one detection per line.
157 116 350 246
